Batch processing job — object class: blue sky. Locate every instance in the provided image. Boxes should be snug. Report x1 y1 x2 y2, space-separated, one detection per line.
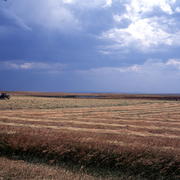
0 0 180 93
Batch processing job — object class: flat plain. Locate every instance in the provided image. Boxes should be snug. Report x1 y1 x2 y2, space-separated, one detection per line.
0 94 179 179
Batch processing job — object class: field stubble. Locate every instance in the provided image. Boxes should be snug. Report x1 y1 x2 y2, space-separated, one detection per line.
0 96 180 179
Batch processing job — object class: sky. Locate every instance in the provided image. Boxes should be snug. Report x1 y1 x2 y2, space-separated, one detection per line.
0 0 180 93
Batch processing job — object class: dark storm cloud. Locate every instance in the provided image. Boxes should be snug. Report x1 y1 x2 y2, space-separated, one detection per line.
1 0 180 93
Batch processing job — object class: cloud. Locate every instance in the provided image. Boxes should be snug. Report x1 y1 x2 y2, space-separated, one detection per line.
6 58 180 75
4 0 81 32
175 7 180 13
63 0 112 8
0 61 65 72
124 0 176 17
0 8 31 31
101 0 180 52
102 17 180 50
165 59 180 68
0 0 114 33
77 58 180 93
79 64 141 74
104 0 112 7
1 58 180 93
81 58 180 74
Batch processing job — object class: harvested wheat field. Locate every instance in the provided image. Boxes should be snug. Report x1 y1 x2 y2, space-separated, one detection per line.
0 94 180 180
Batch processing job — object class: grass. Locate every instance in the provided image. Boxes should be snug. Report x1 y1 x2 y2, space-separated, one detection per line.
0 157 99 180
0 96 154 110
1 157 136 180
0 95 180 179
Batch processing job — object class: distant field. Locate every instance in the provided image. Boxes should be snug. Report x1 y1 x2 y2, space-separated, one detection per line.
3 91 180 100
0 96 151 110
0 94 179 179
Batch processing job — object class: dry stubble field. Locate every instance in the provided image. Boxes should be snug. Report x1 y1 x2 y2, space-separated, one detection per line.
0 95 180 180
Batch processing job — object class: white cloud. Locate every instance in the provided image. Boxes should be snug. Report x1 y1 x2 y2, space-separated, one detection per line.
101 0 180 52
77 58 180 93
175 7 180 13
79 64 141 74
0 61 65 72
98 50 112 55
63 0 74 3
102 17 180 50
104 0 112 7
125 0 176 17
79 58 180 75
62 0 112 8
5 59 180 74
166 59 180 68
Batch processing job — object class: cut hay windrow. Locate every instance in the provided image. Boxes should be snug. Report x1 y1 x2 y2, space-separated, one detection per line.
0 121 180 139
1 115 180 131
1 117 180 138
